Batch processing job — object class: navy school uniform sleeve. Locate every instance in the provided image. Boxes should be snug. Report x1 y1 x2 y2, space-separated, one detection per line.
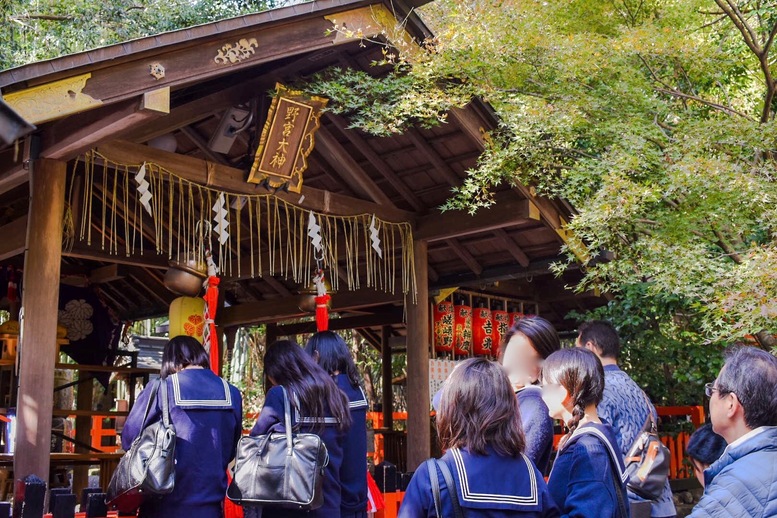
558 441 619 518
250 385 284 436
121 380 161 451
397 460 435 518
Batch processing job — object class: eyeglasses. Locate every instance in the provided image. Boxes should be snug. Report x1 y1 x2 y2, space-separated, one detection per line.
704 382 719 398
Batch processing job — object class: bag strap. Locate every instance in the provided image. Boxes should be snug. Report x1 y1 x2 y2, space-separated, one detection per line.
160 378 170 427
427 459 442 517
435 458 464 518
577 429 629 518
138 379 162 430
279 386 293 454
639 390 657 433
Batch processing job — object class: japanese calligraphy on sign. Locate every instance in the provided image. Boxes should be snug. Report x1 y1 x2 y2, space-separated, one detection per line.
248 83 328 193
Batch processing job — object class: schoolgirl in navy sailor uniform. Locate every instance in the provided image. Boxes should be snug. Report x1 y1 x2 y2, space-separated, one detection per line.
499 316 561 474
121 336 243 518
399 358 559 518
541 348 630 518
247 339 352 518
306 331 370 518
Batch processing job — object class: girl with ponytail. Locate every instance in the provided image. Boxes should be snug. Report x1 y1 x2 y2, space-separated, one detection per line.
541 348 630 518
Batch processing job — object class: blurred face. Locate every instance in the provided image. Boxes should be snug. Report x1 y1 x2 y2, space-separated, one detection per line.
502 332 543 389
541 381 569 421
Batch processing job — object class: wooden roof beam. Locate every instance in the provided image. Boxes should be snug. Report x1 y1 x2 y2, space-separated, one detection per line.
96 140 415 222
404 127 461 186
449 104 586 258
39 89 170 161
444 238 483 276
262 275 293 297
275 308 404 336
315 126 395 207
415 190 540 242
127 266 176 307
492 228 530 267
179 125 230 166
431 259 580 289
0 215 27 261
218 287 405 327
326 114 425 212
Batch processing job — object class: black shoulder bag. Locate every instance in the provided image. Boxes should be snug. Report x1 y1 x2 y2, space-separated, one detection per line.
427 457 464 518
107 378 177 514
623 392 671 500
227 385 329 510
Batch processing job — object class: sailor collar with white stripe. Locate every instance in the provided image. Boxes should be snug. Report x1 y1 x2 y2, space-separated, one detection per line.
349 387 369 409
449 447 540 507
169 371 232 409
289 390 341 425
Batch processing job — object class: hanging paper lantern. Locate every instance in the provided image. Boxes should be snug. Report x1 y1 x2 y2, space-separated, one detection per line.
509 311 525 328
433 301 454 353
453 302 472 356
472 306 494 357
492 310 510 358
169 296 206 342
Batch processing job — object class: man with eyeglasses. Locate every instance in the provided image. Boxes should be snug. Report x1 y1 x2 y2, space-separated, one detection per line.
689 345 777 518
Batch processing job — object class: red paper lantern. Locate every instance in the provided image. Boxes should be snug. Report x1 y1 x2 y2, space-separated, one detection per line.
433 301 454 353
510 311 525 328
453 303 472 356
472 307 495 356
492 310 510 358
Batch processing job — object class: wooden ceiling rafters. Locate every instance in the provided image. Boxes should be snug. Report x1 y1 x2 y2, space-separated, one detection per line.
0 0 604 331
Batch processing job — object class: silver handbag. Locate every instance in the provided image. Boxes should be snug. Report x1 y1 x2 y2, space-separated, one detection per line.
226 386 329 510
107 378 176 513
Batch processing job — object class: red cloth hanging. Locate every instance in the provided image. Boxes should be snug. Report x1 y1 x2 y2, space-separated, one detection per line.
315 294 331 331
367 470 385 512
203 275 220 375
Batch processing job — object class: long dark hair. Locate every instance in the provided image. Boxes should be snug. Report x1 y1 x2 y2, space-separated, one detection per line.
305 331 361 388
500 315 561 361
541 347 604 436
160 335 211 378
264 339 351 432
437 358 526 457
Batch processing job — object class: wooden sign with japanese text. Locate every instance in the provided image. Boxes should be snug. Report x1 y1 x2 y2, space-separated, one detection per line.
248 84 328 193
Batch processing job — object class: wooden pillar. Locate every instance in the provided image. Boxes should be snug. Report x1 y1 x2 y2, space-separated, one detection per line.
406 240 430 471
15 158 66 481
381 325 393 431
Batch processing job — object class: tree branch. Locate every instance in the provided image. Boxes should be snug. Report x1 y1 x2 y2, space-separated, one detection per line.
10 13 74 21
654 87 755 120
712 229 744 264
714 0 762 56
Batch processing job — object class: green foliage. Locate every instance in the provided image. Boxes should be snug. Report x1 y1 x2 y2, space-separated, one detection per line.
569 283 726 406
1 0 285 69
308 0 777 341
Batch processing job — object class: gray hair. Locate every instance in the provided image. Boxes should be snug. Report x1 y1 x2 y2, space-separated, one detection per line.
717 346 777 429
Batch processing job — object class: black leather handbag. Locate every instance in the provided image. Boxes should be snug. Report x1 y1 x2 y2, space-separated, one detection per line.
106 378 176 513
226 386 329 510
624 393 671 500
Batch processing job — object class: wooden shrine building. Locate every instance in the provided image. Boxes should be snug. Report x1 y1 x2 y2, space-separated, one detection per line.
0 0 604 486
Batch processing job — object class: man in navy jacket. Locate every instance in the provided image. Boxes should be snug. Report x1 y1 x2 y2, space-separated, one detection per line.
689 346 777 518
